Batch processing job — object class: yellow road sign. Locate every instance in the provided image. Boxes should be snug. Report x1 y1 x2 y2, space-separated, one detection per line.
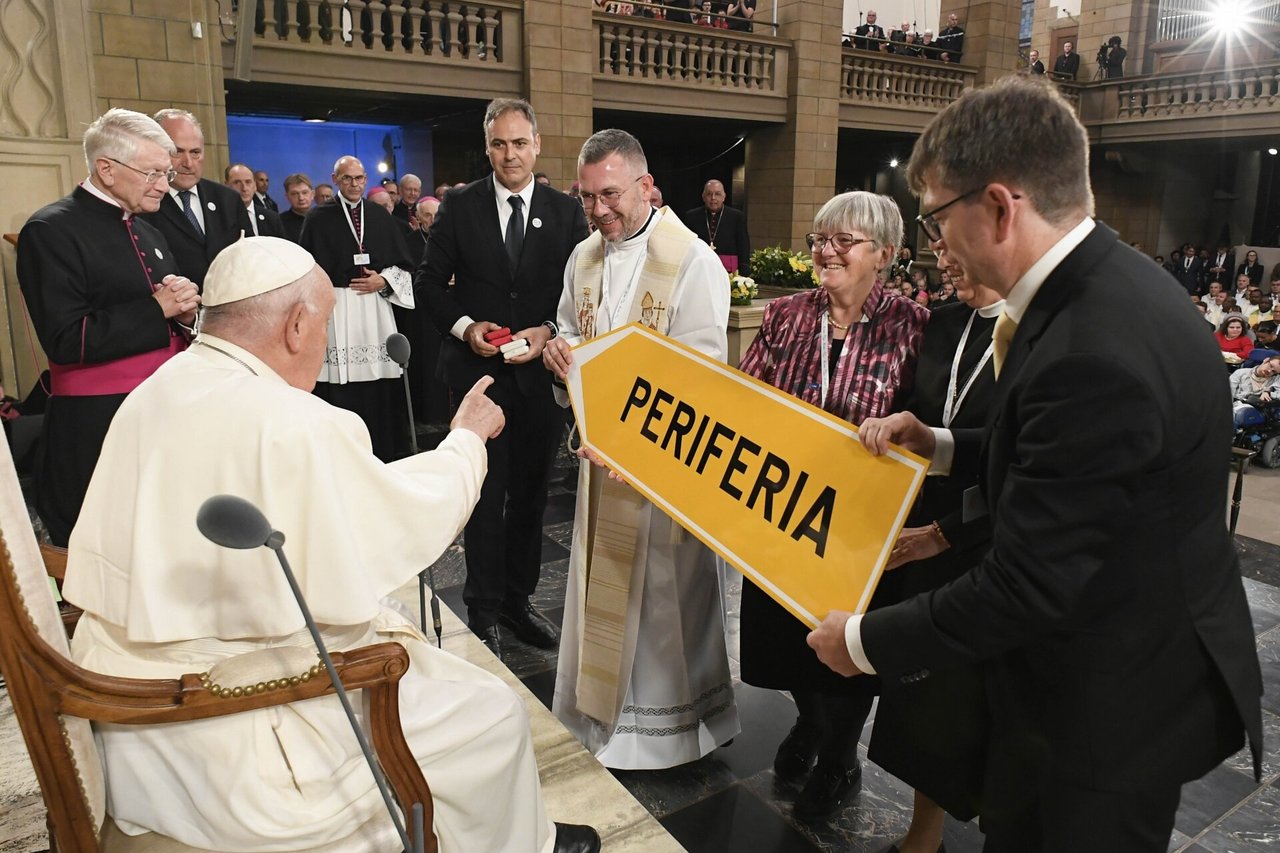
565 323 927 628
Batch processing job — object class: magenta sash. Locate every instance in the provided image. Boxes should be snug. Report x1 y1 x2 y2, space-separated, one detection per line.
718 253 739 273
50 336 185 397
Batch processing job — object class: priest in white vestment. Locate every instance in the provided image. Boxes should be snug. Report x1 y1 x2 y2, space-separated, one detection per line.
542 130 740 770
63 238 599 853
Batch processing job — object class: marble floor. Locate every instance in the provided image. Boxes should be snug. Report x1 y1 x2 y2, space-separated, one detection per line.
452 451 1280 853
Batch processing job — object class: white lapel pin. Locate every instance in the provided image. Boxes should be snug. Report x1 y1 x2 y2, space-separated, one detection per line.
207 201 217 211
531 217 543 229
155 248 165 259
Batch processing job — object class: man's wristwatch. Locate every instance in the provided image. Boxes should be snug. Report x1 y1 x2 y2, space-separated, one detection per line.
542 320 559 339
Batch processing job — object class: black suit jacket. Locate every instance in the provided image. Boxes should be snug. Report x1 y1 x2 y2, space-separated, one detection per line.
1175 254 1204 292
141 179 251 285
862 224 1262 797
1052 52 1080 78
682 204 751 274
1030 59 1045 75
416 176 588 396
246 197 285 238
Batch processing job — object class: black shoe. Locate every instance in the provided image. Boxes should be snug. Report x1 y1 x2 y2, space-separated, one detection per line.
773 721 820 783
553 822 601 853
793 760 862 821
471 623 503 661
498 603 559 649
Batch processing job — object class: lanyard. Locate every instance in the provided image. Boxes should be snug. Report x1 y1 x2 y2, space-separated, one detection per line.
943 310 994 427
601 246 646 332
339 200 364 253
818 311 853 409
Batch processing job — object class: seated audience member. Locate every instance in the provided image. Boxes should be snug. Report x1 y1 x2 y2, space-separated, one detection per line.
62 237 600 853
1230 355 1280 428
1207 291 1231 326
919 30 939 59
1203 281 1224 306
1193 300 1212 324
1250 296 1274 328
1256 321 1279 350
1217 315 1254 360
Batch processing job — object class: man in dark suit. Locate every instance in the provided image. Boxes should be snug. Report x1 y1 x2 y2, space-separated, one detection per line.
851 10 887 50
253 169 278 212
225 163 284 238
417 99 589 659
682 179 751 274
1174 244 1205 293
1052 41 1080 79
278 173 314 243
1028 49 1046 74
142 110 251 287
812 77 1262 852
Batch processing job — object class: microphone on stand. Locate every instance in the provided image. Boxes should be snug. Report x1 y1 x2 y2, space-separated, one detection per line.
197 495 426 853
386 332 443 649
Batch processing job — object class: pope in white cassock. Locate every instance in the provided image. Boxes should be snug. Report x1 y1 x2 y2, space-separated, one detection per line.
62 237 600 852
543 130 740 770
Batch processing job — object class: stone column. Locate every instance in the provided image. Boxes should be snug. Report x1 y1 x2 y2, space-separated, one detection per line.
743 0 843 254
941 0 1022 85
525 0 594 188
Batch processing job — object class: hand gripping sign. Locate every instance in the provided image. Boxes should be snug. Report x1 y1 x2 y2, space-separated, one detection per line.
564 323 927 628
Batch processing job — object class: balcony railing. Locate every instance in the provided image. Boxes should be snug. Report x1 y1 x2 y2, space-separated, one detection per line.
592 14 790 121
235 0 523 93
839 50 975 111
1108 63 1280 118
596 16 780 91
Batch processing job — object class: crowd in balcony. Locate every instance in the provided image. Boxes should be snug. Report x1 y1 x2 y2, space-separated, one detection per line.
842 10 966 63
595 0 757 32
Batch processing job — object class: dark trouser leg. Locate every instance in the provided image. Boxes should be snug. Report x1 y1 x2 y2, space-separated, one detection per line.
501 388 561 608
790 685 875 769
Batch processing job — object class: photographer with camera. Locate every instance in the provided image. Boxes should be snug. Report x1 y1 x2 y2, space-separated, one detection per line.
1098 35 1126 79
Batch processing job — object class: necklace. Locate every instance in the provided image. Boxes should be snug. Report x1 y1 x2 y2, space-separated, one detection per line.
704 210 721 252
196 340 259 376
826 311 851 332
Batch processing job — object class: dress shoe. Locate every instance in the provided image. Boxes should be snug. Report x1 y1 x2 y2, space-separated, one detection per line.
773 721 820 783
552 822 601 853
499 603 559 649
793 759 862 821
471 623 503 661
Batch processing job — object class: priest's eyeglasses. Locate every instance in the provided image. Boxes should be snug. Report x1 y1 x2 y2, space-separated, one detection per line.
579 176 644 209
107 158 177 185
337 174 368 186
917 186 1020 242
805 233 876 253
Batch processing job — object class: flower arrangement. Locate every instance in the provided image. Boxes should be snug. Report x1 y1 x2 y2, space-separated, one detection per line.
748 246 818 288
729 271 758 306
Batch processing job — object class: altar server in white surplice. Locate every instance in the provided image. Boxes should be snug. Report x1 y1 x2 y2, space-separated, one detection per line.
63 237 600 853
542 130 740 769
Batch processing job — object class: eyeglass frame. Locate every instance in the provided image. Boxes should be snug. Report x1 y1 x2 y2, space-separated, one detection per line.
805 232 877 253
578 175 645 210
336 173 369 186
916 185 1021 243
106 158 177 185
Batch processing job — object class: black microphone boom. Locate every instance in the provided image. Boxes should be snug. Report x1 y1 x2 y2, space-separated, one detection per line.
197 495 425 853
385 333 444 648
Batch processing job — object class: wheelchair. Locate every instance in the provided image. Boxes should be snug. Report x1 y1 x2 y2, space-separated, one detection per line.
1234 395 1280 468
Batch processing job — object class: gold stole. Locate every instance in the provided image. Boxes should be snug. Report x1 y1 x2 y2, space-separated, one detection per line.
572 209 696 725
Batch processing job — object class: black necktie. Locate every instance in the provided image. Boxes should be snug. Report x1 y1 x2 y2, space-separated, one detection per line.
180 190 204 238
505 195 524 276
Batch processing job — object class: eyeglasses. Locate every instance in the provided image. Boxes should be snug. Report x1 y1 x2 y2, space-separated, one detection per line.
916 186 1021 242
337 174 368 186
579 176 644 209
805 233 876 253
107 158 177 185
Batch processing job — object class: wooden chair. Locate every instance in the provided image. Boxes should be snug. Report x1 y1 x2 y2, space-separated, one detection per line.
0 433 437 852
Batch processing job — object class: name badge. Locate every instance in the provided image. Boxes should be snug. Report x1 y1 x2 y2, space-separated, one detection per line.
353 252 371 266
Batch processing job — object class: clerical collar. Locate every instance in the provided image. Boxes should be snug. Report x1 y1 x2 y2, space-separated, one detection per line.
977 299 1006 318
624 207 658 242
343 198 361 210
81 176 130 220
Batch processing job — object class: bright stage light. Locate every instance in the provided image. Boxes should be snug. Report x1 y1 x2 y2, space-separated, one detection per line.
1269 148 1278 156
889 158 899 168
377 161 389 174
